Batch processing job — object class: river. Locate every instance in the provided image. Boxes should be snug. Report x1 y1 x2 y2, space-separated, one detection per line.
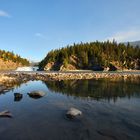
0 79 140 140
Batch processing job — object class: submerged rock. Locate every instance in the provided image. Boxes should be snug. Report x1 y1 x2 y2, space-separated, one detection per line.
27 91 46 99
66 107 82 119
0 110 12 118
14 93 23 102
14 93 23 98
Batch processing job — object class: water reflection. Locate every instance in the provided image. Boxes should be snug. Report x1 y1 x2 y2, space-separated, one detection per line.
1 79 140 102
0 80 140 140
14 93 23 102
44 79 140 102
0 81 28 95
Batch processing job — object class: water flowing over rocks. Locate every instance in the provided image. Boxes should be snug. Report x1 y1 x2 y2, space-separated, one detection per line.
16 67 36 71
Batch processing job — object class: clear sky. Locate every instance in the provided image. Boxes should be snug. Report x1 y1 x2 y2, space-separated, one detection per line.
0 0 140 61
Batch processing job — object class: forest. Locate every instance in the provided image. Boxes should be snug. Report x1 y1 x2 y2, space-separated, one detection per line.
39 41 140 71
0 49 29 66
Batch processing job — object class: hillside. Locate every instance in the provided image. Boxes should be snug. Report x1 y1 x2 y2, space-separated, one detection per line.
39 41 140 71
0 50 29 70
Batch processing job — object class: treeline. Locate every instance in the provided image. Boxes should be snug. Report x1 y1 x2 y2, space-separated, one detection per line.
0 50 29 65
39 41 140 70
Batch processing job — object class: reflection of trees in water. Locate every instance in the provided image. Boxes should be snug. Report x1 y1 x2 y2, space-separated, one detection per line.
44 79 140 102
0 81 28 95
1 79 140 102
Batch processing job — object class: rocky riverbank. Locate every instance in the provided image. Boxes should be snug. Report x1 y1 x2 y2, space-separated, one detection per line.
0 71 140 94
0 71 140 82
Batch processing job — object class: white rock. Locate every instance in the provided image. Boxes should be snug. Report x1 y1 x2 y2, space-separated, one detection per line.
66 107 82 118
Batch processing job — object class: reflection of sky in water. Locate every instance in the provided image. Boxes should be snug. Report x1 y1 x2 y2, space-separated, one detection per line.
0 80 140 140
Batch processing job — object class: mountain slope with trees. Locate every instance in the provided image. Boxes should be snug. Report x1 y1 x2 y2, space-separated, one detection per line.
39 41 140 71
0 50 29 70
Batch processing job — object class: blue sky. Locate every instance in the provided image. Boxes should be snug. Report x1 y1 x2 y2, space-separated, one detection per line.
0 0 140 61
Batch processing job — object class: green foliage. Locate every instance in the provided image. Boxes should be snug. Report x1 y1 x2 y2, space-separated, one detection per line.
0 50 29 65
39 41 140 70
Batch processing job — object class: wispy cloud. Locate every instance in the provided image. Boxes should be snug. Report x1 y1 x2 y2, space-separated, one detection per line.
35 33 46 39
0 10 11 18
106 29 140 42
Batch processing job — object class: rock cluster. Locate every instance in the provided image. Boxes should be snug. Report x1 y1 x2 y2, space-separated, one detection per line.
0 71 140 84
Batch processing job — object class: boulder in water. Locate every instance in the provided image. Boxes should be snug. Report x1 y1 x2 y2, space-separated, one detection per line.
27 91 46 99
66 107 82 119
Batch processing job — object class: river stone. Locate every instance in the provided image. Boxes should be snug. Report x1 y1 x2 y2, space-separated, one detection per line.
0 110 12 118
66 107 82 118
27 91 46 99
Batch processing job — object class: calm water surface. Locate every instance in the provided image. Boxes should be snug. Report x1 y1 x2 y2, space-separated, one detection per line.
0 79 140 140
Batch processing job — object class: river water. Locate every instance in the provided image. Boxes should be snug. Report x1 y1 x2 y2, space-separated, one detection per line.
0 79 140 140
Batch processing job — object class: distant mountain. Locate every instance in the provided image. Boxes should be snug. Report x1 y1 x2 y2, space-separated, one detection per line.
124 40 140 47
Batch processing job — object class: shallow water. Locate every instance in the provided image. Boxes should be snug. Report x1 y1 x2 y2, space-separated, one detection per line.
0 79 140 140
